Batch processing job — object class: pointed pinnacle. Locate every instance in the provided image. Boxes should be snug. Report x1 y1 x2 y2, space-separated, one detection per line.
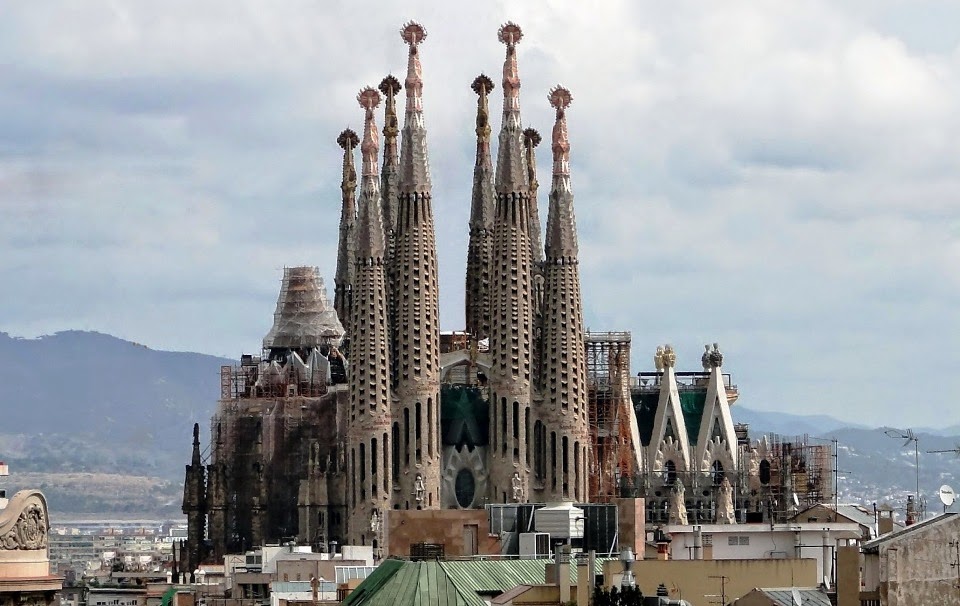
473 75 494 144
358 87 382 177
337 128 359 196
549 86 572 176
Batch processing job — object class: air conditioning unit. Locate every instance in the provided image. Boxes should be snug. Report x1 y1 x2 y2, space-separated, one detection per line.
519 532 550 559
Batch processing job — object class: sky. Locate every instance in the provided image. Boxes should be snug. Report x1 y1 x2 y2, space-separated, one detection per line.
2 1 960 427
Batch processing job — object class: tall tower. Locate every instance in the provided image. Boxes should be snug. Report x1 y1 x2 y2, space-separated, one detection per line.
540 87 589 502
523 127 545 295
346 87 393 543
392 21 442 509
380 74 402 370
206 423 228 560
465 74 496 341
488 22 534 503
523 128 545 392
181 423 205 580
333 131 358 340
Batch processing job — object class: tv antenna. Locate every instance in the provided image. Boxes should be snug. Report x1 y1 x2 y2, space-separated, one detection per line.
927 444 960 458
885 428 922 518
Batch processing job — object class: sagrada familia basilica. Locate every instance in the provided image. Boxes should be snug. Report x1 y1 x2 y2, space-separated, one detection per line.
181 21 833 572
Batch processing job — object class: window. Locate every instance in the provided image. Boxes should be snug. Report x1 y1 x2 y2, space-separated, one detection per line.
727 535 750 546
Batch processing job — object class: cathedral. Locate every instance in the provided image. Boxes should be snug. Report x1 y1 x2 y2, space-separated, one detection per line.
182 21 831 573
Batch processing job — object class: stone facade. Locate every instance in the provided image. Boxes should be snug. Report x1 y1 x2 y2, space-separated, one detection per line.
0 491 61 606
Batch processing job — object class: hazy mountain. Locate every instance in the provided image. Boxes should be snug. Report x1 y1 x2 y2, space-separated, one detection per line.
1 331 958 516
0 331 230 514
732 405 868 436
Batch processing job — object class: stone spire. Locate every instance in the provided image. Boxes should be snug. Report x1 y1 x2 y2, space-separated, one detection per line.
523 128 544 267
392 21 441 510
465 74 496 341
334 129 359 341
545 86 578 259
494 22 529 194
379 75 402 246
206 423 227 561
346 86 393 543
182 423 206 581
380 75 402 403
524 127 545 392
398 22 431 192
356 88 386 261
540 86 589 501
488 22 534 504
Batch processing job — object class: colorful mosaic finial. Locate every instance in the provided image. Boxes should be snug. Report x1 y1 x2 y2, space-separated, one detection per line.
499 22 523 116
548 86 572 176
357 87 382 178
401 22 426 113
472 74 494 144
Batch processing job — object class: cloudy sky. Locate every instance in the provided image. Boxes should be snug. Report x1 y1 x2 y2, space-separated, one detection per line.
2 1 959 427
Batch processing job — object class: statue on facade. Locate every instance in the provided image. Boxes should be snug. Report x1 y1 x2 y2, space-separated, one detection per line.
511 472 523 502
716 477 735 524
654 346 665 372
708 343 723 368
668 481 688 525
747 447 761 492
370 509 381 534
662 344 677 369
701 345 711 371
414 473 426 506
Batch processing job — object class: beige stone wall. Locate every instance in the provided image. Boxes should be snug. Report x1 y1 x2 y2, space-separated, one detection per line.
601 558 817 604
878 516 960 606
383 509 502 558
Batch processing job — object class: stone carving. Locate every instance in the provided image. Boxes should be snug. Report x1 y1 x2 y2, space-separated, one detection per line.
370 510 381 534
701 345 710 371
653 437 686 475
747 447 761 492
414 473 426 505
668 482 688 525
511 472 523 502
708 343 723 368
654 346 664 372
662 344 676 369
716 477 735 524
1 502 47 551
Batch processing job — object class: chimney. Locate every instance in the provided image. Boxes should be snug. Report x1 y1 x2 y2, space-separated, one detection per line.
558 545 571 603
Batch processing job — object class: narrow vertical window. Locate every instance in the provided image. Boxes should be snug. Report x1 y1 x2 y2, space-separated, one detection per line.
415 401 422 464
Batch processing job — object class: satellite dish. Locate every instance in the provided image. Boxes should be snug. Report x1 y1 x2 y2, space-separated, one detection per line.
939 485 956 507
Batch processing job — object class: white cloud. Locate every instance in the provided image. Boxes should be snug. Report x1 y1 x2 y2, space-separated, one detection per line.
2 1 960 425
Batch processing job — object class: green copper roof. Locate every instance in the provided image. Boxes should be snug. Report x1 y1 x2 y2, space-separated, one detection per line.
440 385 489 447
343 558 614 606
632 389 707 446
342 559 486 606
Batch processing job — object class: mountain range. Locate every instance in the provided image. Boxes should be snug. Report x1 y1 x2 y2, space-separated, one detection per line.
0 331 957 516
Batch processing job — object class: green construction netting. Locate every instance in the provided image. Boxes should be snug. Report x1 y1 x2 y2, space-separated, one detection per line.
440 384 489 448
632 389 707 446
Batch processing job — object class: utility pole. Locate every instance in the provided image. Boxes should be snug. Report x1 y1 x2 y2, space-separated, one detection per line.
707 575 728 605
951 540 960 603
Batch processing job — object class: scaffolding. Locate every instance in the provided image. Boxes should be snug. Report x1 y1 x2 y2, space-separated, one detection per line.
585 331 636 502
758 433 834 520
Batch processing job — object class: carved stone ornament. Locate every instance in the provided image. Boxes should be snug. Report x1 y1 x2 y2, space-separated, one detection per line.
1 501 47 550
